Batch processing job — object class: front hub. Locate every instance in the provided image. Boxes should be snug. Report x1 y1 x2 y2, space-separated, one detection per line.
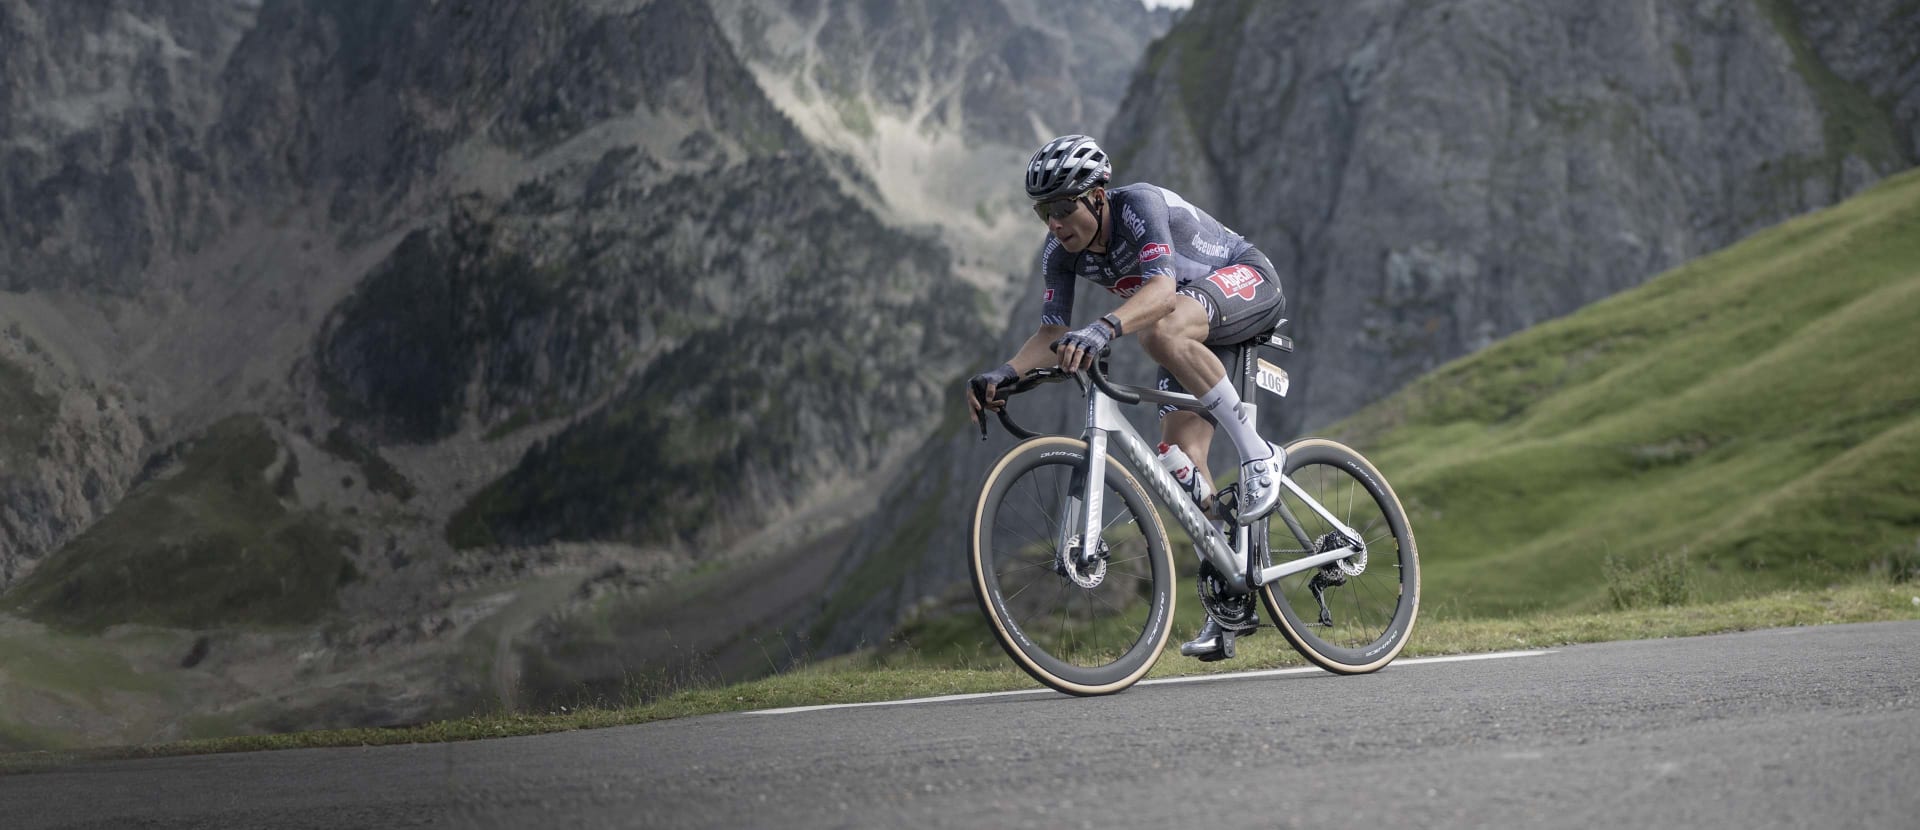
1061 535 1110 589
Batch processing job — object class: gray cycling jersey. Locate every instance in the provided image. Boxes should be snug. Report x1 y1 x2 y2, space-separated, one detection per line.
1038 182 1254 326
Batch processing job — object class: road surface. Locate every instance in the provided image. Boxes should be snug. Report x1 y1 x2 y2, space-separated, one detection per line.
2 620 1916 828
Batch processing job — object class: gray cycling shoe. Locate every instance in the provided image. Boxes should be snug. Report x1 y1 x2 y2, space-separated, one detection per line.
1178 616 1254 662
1235 442 1285 525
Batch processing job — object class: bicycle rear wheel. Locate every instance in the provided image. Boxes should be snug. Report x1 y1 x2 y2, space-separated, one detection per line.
970 436 1174 695
1259 438 1419 674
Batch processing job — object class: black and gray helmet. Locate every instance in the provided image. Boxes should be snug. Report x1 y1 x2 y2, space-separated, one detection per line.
1025 134 1111 201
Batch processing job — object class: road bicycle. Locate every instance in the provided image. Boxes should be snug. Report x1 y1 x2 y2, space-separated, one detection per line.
968 321 1419 695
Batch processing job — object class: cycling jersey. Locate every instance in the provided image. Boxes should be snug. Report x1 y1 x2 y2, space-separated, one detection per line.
1037 183 1256 327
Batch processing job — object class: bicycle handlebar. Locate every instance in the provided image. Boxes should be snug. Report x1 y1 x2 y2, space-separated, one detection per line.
979 346 1142 441
978 367 1069 440
1084 353 1138 405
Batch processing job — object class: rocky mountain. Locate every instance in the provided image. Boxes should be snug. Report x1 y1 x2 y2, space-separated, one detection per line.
0 0 1173 745
17 0 1911 748
816 0 1920 655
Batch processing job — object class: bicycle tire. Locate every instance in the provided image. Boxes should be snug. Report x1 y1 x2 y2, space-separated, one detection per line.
1259 438 1419 674
969 435 1175 695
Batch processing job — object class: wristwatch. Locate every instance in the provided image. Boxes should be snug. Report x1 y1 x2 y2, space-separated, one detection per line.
1100 312 1124 338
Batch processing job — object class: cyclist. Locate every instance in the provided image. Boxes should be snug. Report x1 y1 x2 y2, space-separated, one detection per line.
966 134 1287 661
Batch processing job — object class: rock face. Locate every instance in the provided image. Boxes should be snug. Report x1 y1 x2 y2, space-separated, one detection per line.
813 0 1920 654
0 0 1173 741
708 0 1176 293
1107 0 1919 439
0 0 257 294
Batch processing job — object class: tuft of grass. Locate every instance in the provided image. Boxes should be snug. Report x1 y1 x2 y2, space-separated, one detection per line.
1603 548 1695 610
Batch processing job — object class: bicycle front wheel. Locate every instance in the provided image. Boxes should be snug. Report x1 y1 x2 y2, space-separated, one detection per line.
1259 438 1420 674
969 435 1175 695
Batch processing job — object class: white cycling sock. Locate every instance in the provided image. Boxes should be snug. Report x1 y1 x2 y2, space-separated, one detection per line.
1199 376 1273 463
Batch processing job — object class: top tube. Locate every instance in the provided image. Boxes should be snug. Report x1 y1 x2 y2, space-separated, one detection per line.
1085 351 1207 414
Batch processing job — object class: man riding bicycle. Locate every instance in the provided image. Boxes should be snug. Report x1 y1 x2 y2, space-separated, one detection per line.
966 134 1288 661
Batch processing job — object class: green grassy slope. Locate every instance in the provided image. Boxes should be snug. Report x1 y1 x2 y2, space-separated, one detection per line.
3 415 357 632
1338 168 1920 617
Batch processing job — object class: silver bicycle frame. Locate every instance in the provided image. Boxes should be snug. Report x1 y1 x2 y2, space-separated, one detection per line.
1067 382 1365 594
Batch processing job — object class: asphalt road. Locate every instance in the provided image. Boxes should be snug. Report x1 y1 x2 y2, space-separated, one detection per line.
3 620 1916 829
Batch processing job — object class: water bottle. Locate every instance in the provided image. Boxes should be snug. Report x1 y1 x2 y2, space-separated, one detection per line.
1155 442 1212 509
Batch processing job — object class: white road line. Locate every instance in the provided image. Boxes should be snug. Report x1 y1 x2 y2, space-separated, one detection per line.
745 649 1553 717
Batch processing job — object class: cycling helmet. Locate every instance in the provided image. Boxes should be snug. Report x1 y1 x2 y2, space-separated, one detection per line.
1025 134 1111 202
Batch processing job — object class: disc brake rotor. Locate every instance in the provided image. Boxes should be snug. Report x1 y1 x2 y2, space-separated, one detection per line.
1314 530 1367 579
1061 535 1109 589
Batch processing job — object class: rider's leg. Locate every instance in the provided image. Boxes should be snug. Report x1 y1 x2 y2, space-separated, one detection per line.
1138 294 1274 467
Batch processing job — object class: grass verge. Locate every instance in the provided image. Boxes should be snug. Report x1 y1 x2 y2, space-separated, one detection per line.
4 582 1914 772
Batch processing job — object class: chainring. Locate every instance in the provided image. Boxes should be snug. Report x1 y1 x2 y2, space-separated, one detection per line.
1196 560 1259 632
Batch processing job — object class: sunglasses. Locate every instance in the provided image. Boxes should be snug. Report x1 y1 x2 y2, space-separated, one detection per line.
1032 198 1083 222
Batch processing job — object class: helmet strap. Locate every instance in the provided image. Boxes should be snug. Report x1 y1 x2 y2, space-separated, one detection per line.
1084 193 1107 253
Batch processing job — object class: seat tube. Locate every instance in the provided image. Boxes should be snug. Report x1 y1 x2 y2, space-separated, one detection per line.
1235 343 1256 400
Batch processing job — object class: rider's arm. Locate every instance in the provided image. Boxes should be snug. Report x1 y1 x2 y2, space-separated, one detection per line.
1098 274 1179 338
1009 326 1070 374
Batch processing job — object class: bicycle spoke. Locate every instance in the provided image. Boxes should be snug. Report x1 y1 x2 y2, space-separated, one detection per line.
1025 472 1056 539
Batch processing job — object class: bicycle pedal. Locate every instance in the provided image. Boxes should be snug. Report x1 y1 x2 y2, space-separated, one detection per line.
1195 636 1236 662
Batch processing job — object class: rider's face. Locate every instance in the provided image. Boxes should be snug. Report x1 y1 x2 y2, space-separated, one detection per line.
1040 190 1103 253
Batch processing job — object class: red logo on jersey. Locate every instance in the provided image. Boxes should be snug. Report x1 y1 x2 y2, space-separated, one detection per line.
1043 288 1055 303
1107 276 1146 298
1206 265 1264 301
1141 242 1171 262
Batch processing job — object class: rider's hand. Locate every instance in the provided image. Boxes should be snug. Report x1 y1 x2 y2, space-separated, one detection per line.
1051 320 1114 373
967 363 1020 424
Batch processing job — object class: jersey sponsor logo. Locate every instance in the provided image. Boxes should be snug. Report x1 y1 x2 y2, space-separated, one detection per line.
1190 233 1230 259
1140 242 1171 262
1044 288 1056 303
1206 264 1264 301
1122 204 1146 237
1108 275 1147 298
